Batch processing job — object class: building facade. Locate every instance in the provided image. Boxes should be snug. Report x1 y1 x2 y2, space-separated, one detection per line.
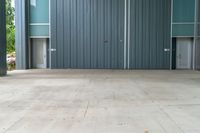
0 0 6 76
15 0 200 70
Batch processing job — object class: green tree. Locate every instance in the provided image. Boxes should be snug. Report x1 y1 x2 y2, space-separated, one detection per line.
6 0 15 53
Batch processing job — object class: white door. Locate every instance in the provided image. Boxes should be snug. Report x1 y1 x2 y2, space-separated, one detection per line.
32 39 47 69
176 38 193 69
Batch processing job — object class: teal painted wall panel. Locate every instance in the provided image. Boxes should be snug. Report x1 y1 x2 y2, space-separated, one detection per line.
29 0 49 36
198 0 200 22
173 0 195 22
198 24 200 36
29 25 49 36
172 0 196 37
196 0 200 36
172 24 194 36
30 0 49 23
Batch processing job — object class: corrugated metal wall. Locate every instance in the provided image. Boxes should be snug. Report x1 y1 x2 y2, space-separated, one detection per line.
129 0 171 69
51 0 125 69
0 0 6 75
195 0 200 70
15 0 29 69
51 0 171 69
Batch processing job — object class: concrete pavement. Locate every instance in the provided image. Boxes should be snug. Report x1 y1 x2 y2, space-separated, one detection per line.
0 70 200 133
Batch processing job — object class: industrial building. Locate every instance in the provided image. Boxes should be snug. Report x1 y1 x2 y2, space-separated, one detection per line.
0 0 200 75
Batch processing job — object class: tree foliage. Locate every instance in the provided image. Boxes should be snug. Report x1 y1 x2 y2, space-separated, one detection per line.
6 0 15 53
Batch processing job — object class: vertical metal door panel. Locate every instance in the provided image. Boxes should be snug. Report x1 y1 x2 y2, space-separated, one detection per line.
97 0 104 68
163 0 169 69
110 0 124 69
50 0 57 68
104 0 111 68
111 0 117 68
165 0 171 69
129 0 171 69
51 0 124 69
119 0 125 68
71 0 78 68
77 0 84 68
63 0 71 68
84 0 91 68
57 0 64 68
90 0 98 68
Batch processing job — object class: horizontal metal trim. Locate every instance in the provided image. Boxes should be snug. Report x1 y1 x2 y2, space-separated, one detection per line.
172 23 195 25
172 36 195 38
172 22 200 24
29 23 50 26
29 36 50 38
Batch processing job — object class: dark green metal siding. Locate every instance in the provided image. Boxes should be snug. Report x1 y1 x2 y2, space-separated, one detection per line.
129 0 171 69
51 0 125 69
0 0 6 75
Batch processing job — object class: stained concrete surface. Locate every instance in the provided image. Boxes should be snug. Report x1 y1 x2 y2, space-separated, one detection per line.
0 70 200 133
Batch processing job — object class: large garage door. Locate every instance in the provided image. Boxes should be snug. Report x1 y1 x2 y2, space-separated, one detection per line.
51 0 171 69
51 0 125 69
128 0 171 69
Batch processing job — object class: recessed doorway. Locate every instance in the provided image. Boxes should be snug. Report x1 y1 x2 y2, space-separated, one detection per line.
176 38 193 69
31 38 48 69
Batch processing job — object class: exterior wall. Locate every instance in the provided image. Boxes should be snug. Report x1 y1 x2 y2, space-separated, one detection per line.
0 0 6 76
15 0 198 70
15 0 29 69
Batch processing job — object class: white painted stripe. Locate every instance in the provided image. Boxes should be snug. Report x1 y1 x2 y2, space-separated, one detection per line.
127 0 130 69
49 0 52 69
29 36 50 38
124 0 127 69
29 23 50 26
170 0 173 70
